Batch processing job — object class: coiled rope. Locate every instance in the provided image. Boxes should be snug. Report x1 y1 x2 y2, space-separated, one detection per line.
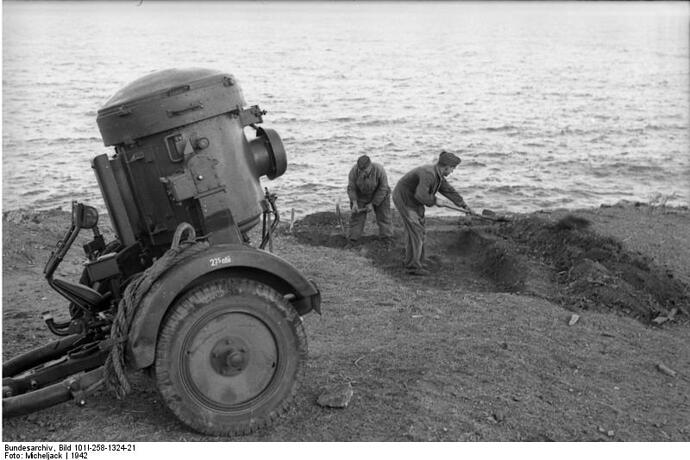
104 223 209 399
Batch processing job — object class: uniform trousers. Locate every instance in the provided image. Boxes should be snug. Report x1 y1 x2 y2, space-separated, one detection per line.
392 193 426 270
348 194 393 240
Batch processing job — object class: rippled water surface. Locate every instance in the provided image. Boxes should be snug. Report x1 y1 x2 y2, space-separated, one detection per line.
3 1 689 217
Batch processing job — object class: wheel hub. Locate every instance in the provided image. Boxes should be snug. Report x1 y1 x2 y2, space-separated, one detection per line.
210 338 249 377
183 311 279 406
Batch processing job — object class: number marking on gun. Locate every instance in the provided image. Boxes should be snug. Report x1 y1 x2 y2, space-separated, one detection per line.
210 255 232 267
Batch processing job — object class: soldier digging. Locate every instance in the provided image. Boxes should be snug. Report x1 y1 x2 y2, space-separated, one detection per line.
346 155 394 248
392 150 472 276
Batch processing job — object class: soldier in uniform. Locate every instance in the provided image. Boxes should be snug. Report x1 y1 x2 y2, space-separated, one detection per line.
346 155 393 246
392 150 471 276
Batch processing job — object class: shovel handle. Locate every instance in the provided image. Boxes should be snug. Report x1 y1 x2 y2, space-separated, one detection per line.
437 203 471 214
335 203 346 236
438 204 498 221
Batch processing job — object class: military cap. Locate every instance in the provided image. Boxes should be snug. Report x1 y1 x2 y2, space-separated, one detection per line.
438 150 461 167
357 155 372 170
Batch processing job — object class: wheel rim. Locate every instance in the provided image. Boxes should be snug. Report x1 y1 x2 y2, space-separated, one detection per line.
180 309 279 409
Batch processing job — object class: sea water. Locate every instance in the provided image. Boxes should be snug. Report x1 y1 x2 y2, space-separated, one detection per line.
2 1 689 217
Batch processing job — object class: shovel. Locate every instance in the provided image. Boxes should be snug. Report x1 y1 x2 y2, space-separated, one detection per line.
335 203 347 237
437 203 511 222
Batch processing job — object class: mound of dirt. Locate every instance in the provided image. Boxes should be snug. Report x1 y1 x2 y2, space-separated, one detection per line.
490 214 689 323
291 211 348 247
292 210 690 325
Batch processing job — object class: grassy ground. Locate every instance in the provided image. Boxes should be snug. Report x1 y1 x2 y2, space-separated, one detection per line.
2 203 689 441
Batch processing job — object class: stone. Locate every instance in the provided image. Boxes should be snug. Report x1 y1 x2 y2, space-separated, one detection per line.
317 382 354 409
656 362 677 377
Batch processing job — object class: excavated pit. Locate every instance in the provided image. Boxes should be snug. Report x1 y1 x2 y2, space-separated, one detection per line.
291 211 689 325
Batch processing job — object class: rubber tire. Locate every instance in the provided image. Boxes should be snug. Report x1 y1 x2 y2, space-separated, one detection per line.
154 278 308 436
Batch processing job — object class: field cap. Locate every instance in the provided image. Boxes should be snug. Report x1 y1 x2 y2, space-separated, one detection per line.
357 155 372 170
438 150 461 167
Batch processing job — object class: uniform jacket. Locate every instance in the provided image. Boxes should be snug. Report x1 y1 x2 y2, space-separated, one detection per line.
347 162 390 206
392 164 466 215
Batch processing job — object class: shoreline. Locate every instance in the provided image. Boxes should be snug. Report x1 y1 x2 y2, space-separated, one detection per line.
3 196 689 216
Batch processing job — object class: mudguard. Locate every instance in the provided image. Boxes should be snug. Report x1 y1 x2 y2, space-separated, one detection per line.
127 243 320 370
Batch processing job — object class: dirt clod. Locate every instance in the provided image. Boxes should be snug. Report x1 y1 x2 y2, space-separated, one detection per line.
317 382 354 409
656 363 677 377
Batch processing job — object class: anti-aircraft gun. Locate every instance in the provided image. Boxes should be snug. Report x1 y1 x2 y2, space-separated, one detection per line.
2 68 321 436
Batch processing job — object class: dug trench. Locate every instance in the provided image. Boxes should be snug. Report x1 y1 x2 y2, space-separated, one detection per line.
292 210 690 326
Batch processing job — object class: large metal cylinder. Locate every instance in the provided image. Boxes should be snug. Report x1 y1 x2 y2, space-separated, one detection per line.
94 68 286 248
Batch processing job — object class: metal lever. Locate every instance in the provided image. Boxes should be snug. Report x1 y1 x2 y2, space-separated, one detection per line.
43 312 85 336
